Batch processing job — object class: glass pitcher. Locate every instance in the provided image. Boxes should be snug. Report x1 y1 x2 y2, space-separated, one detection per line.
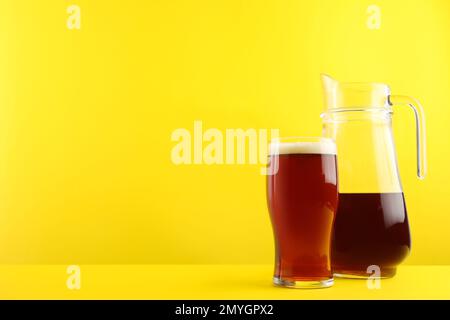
321 74 426 278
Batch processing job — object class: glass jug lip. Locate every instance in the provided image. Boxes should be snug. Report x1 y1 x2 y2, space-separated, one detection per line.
322 75 392 111
320 107 393 122
320 106 393 115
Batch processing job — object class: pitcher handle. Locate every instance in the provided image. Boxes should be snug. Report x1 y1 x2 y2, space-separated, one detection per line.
389 95 427 179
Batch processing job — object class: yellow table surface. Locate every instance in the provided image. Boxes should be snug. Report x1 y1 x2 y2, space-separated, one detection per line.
0 265 448 300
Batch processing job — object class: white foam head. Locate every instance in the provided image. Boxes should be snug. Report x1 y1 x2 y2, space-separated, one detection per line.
269 139 336 155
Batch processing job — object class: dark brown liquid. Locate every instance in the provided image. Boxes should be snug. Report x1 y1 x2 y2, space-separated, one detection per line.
332 193 411 277
267 153 338 281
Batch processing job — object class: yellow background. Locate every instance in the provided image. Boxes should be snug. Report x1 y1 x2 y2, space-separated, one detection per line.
0 0 449 265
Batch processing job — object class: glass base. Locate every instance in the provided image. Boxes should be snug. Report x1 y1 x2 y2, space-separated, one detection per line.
334 267 396 279
273 276 334 289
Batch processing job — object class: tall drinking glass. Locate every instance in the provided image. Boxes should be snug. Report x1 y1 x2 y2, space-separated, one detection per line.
266 137 338 288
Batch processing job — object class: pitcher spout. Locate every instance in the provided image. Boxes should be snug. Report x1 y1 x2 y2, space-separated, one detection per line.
320 73 390 111
321 74 339 111
321 74 338 94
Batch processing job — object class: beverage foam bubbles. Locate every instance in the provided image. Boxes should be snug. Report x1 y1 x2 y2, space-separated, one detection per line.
269 139 336 155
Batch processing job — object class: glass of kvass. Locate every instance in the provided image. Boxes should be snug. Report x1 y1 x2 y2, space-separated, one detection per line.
267 137 338 288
